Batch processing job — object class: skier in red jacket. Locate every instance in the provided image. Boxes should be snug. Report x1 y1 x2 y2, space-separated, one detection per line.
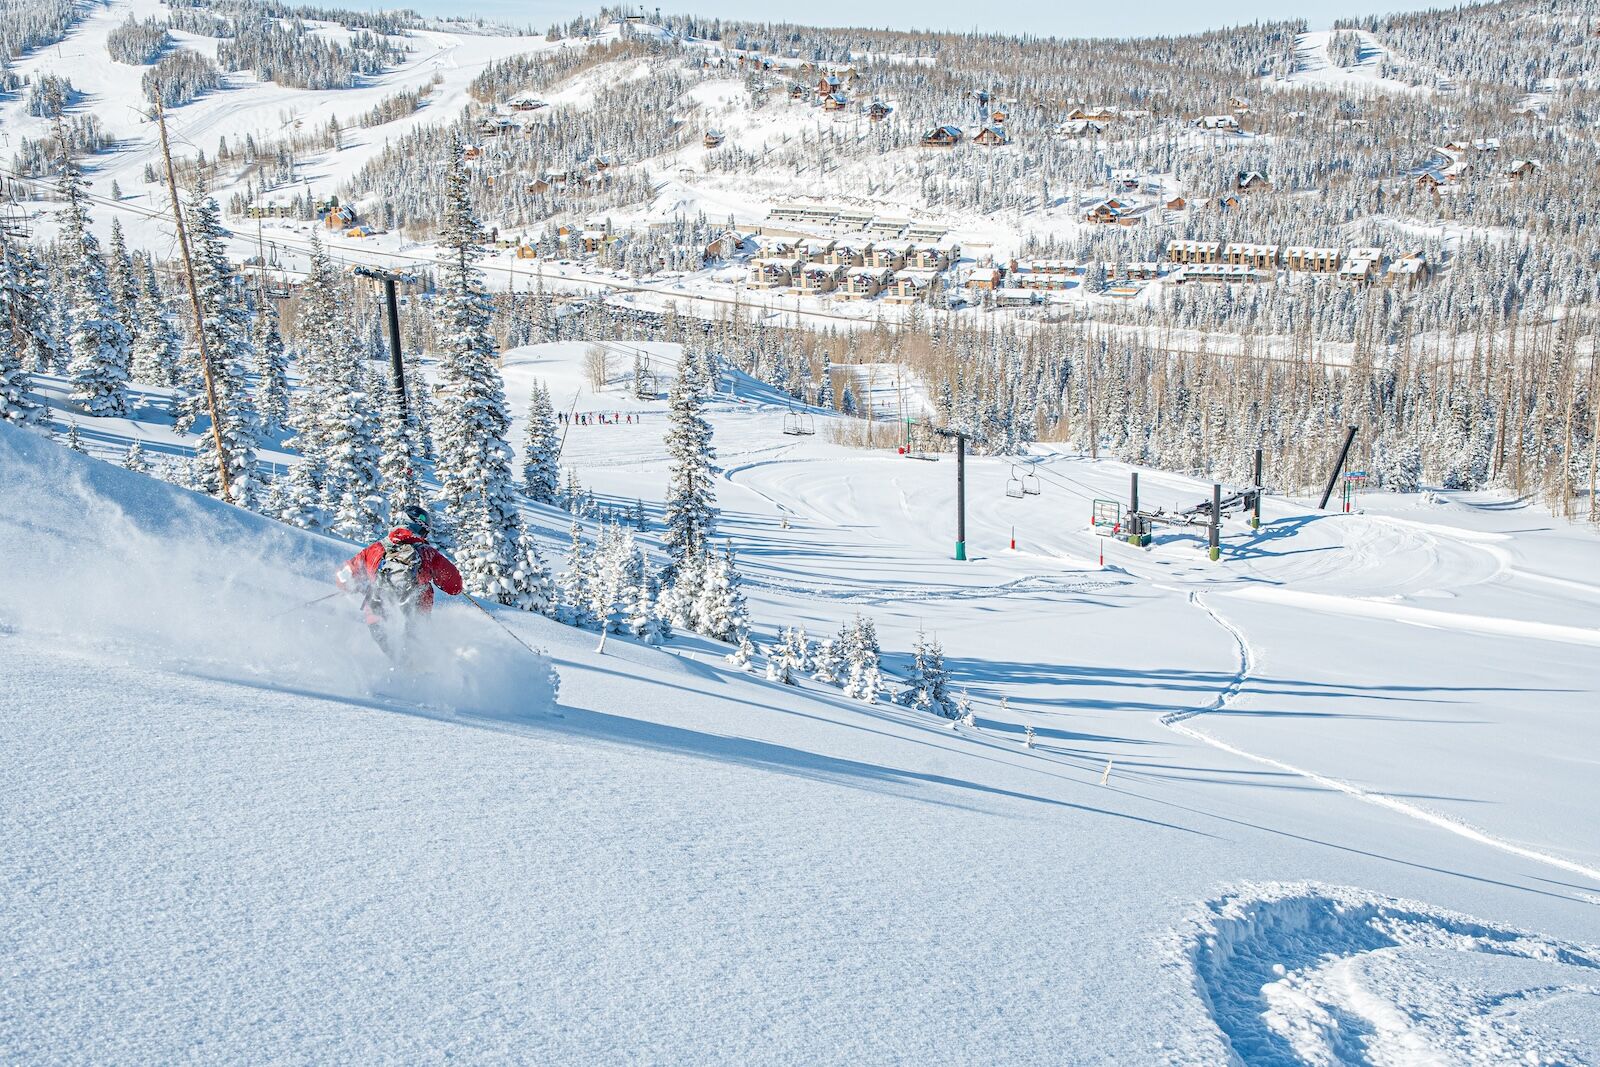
336 505 464 657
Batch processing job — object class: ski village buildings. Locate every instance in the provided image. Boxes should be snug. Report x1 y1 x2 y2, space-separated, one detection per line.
393 77 1511 318
730 199 1433 308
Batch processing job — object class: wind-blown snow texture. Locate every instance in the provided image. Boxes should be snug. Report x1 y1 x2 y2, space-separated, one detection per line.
4 330 1600 1064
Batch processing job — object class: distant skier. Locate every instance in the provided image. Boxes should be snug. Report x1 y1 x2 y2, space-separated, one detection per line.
335 505 463 658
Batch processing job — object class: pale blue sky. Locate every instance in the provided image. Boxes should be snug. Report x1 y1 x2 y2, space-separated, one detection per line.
375 0 1445 38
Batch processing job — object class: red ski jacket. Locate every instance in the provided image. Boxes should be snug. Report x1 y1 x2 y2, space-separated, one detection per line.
336 527 463 616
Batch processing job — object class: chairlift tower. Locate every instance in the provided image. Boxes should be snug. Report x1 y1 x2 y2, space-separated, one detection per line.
352 265 417 417
930 426 969 560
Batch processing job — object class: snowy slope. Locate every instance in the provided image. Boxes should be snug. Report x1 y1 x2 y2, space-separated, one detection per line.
1267 29 1429 96
9 331 1600 1062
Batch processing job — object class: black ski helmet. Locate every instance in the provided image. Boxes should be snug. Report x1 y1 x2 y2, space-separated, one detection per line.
402 505 430 538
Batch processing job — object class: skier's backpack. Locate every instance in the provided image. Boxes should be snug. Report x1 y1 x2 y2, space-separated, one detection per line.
370 536 425 611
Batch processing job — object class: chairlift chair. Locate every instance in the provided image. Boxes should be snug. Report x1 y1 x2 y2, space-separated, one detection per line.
1022 466 1041 496
1 204 30 240
782 407 816 436
1006 465 1025 499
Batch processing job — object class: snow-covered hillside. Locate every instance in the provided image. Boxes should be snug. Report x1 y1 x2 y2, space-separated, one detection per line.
5 333 1600 1062
4 0 1599 1060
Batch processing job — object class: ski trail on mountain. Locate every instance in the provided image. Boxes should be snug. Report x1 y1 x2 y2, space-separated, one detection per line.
1164 593 1600 885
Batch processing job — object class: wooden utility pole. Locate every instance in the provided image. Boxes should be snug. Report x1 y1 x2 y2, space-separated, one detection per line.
153 97 232 502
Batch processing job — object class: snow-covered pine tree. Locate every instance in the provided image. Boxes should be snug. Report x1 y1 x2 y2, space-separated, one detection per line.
811 635 843 684
765 628 800 685
629 568 666 645
898 628 955 717
788 623 813 673
693 542 750 641
430 132 525 604
955 688 976 727
276 457 327 530
58 144 130 416
286 233 347 508
0 316 29 425
376 372 421 519
121 438 150 473
598 524 651 634
2 241 59 377
130 256 180 388
253 297 289 434
183 183 259 507
510 524 555 615
661 358 717 576
64 419 86 454
328 357 385 543
842 613 884 703
658 545 705 630
726 630 755 671
559 522 593 627
521 379 561 503
105 218 140 346
0 248 34 424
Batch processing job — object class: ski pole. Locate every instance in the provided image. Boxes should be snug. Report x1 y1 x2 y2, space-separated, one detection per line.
270 591 339 620
463 594 545 660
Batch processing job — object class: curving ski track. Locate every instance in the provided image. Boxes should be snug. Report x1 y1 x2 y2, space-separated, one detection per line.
1163 594 1600 886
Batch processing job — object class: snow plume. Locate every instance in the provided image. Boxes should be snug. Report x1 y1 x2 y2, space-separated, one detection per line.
0 425 557 719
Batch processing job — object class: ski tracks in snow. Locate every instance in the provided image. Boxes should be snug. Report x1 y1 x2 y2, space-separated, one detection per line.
1181 882 1600 1066
1163 594 1600 887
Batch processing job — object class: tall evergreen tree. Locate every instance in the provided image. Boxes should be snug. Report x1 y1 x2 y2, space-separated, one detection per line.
58 143 130 416
105 218 140 345
661 360 717 575
253 296 289 434
327 359 384 542
376 372 422 520
898 628 955 717
842 614 884 703
130 255 180 387
0 245 37 424
430 132 527 605
695 543 749 642
286 233 346 505
521 379 561 503
183 183 259 506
